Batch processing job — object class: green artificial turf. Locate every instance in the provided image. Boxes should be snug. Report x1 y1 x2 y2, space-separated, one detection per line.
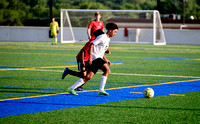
0 42 200 123
1 92 199 124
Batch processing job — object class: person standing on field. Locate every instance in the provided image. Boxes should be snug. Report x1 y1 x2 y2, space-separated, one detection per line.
50 17 59 45
88 12 104 41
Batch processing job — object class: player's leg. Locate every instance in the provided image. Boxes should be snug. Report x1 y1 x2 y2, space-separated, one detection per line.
67 71 95 95
75 61 89 91
61 68 83 79
82 70 96 82
54 35 57 45
67 59 100 95
98 63 110 95
51 31 56 45
86 58 109 95
62 60 87 79
52 37 54 45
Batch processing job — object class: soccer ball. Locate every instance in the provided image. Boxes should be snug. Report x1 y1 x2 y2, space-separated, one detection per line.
143 88 154 98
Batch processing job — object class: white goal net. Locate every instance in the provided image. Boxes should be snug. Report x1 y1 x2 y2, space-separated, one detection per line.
60 9 166 45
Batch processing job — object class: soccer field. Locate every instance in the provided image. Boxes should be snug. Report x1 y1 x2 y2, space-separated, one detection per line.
0 42 200 123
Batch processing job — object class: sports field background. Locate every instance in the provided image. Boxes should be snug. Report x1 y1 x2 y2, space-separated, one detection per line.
0 42 200 123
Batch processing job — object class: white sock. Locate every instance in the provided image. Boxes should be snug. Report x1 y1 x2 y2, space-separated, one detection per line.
100 76 107 91
70 78 85 89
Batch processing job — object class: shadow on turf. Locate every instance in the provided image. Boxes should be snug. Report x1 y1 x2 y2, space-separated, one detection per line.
92 104 200 111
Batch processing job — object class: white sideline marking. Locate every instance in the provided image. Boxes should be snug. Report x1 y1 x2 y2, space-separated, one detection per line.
8 68 200 79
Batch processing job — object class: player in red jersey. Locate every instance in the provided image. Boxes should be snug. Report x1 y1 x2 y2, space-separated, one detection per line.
88 12 104 41
62 12 109 91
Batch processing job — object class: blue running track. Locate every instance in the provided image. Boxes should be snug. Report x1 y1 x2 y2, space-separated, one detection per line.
0 79 200 117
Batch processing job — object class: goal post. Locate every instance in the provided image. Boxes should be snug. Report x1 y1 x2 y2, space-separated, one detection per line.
60 9 166 45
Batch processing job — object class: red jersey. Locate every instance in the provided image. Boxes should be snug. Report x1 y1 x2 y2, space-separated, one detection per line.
76 40 93 61
76 20 104 61
88 20 104 41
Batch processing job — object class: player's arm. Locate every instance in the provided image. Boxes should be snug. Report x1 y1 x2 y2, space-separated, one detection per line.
87 28 91 40
49 23 52 30
101 22 105 33
89 43 94 65
87 21 93 40
103 55 111 66
56 22 59 33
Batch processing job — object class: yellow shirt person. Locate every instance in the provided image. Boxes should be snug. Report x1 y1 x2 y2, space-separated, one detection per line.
50 18 59 45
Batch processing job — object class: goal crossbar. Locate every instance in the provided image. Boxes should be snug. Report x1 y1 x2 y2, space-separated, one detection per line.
60 9 166 45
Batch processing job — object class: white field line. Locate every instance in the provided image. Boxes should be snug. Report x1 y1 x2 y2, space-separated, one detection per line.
9 68 200 79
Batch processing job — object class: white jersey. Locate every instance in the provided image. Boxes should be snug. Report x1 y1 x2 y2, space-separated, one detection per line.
92 34 110 60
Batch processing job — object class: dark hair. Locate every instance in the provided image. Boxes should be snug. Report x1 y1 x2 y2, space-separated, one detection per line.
95 12 101 16
93 29 104 37
106 23 118 30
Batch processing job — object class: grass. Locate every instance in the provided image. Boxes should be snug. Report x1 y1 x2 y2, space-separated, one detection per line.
0 41 200 123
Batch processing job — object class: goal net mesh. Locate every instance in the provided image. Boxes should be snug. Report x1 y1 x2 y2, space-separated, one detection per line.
61 9 166 45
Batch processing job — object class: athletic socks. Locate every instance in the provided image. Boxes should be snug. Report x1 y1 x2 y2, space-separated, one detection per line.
70 76 107 91
68 69 83 78
70 78 85 89
55 38 57 44
52 38 57 44
100 76 107 91
52 38 54 44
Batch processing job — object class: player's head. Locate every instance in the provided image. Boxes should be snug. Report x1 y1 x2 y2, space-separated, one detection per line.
52 17 55 22
95 12 101 21
106 22 118 37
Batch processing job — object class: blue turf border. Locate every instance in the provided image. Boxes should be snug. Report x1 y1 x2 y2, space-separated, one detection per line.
0 79 200 117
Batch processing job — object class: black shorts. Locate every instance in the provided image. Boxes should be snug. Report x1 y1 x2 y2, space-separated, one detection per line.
77 60 89 72
88 58 106 73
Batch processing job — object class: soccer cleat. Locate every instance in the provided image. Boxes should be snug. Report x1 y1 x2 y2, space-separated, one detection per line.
67 88 78 95
62 68 69 79
75 87 87 91
97 90 109 96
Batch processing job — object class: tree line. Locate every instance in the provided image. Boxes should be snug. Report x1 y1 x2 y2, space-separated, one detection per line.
0 0 200 26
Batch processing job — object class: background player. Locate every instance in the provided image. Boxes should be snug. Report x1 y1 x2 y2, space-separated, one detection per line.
67 22 118 95
88 12 104 41
49 17 59 45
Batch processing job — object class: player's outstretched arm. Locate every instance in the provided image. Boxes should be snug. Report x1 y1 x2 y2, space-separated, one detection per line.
103 55 111 66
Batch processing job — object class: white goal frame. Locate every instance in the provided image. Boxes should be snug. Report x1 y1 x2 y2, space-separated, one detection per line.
60 9 166 45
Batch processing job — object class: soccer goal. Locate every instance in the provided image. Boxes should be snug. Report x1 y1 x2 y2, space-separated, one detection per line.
60 9 166 45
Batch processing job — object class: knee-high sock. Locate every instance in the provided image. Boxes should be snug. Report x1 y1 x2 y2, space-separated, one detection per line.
68 69 83 78
100 76 107 91
55 38 57 44
52 38 54 44
70 78 85 89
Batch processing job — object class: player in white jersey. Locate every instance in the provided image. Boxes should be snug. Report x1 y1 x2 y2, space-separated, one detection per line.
67 22 118 95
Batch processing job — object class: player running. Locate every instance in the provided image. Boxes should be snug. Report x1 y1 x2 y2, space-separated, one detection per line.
67 22 118 95
61 12 106 91
61 30 107 91
49 17 59 45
